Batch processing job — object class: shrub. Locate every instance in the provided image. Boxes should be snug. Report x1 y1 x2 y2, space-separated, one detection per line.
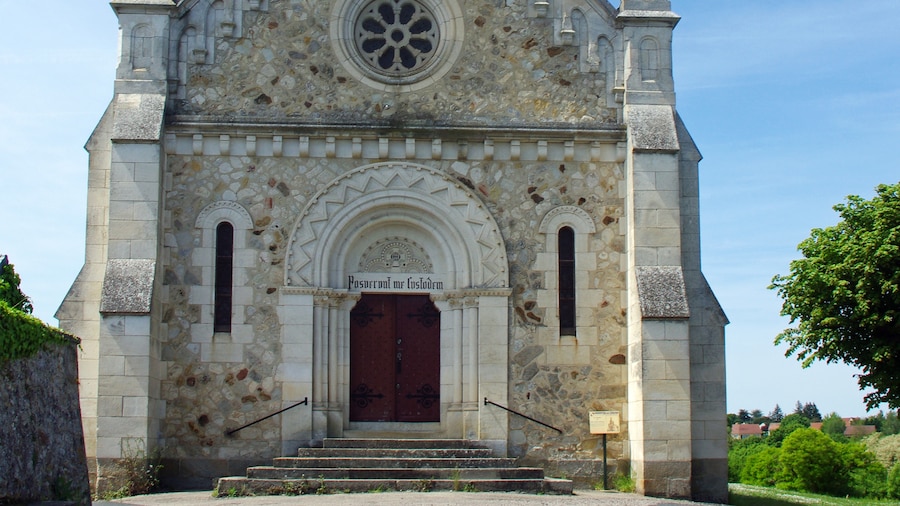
612 472 635 493
864 433 900 470
842 441 887 498
767 413 810 447
728 437 765 483
776 428 845 495
888 463 900 499
0 259 32 313
96 440 163 499
821 412 848 442
740 446 781 487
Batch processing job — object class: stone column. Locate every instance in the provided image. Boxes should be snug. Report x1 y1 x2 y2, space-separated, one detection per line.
476 291 511 455
434 293 465 438
278 288 315 455
310 293 330 444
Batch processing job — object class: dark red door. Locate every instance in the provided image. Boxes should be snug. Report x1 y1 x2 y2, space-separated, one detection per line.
350 294 440 422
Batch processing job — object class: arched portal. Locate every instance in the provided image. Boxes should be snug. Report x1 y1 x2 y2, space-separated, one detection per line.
278 162 511 452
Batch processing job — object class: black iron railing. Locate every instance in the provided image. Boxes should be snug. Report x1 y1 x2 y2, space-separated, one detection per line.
226 397 309 436
483 397 563 433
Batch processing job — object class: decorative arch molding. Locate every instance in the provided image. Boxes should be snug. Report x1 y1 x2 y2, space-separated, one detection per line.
196 200 253 230
285 162 508 289
538 205 597 235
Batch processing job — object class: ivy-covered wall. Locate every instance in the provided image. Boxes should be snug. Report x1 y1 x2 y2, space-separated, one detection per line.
0 258 90 504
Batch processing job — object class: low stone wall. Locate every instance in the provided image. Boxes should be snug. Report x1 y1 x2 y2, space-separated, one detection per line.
0 342 90 504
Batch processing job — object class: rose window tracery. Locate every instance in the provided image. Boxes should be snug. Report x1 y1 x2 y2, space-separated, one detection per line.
354 0 439 77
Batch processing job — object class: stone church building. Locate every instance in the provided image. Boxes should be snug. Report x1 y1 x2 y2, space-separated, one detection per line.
58 0 727 500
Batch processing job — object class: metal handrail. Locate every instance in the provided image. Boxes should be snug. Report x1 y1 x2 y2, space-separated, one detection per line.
226 397 309 436
484 397 563 433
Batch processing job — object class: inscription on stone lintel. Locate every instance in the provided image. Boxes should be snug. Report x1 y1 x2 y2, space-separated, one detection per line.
347 273 445 292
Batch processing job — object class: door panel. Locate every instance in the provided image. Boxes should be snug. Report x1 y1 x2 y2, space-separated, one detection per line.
349 294 394 421
349 294 440 422
396 295 441 422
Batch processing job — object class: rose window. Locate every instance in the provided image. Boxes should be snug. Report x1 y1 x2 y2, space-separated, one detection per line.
354 0 439 77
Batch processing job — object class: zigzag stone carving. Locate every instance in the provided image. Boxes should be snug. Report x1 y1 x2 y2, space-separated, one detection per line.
285 162 508 289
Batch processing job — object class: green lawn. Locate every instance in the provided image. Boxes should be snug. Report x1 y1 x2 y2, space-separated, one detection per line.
729 484 898 505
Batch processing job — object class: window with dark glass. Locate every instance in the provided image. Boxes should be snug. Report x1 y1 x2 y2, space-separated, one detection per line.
558 226 576 335
214 222 234 333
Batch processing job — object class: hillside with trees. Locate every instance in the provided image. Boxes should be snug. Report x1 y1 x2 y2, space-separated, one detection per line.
728 402 900 500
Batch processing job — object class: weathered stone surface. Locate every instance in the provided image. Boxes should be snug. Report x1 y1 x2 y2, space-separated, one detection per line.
635 266 690 319
100 259 155 314
112 93 165 142
627 105 679 152
0 343 90 504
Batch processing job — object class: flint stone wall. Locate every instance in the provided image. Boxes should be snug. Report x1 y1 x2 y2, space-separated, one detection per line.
175 1 618 126
0 342 90 504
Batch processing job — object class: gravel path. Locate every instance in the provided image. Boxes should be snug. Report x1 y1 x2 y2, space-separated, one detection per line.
99 490 722 506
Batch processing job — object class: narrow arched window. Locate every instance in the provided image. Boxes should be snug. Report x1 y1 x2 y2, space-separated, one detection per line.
132 25 153 70
558 226 576 336
640 38 659 81
214 222 234 333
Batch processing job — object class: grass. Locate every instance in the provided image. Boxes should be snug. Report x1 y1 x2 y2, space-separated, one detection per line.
729 483 898 505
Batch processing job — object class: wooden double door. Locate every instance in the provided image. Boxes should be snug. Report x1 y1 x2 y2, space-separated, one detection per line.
349 293 441 422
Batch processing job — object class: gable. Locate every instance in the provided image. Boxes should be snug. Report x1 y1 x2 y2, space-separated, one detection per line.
125 0 626 126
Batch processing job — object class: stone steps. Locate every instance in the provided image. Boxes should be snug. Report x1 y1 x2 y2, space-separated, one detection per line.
271 456 521 469
247 466 546 480
296 447 495 458
215 438 573 496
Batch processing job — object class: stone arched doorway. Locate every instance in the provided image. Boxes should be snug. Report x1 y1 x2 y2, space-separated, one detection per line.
278 162 511 453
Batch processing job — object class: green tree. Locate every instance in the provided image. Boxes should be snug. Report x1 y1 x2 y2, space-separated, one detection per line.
842 441 887 498
888 463 900 499
776 428 846 495
885 411 900 435
822 412 848 442
740 446 781 487
801 402 822 422
768 404 784 423
750 409 768 424
737 409 752 424
771 182 900 409
865 411 886 432
864 433 900 470
728 436 766 483
768 413 810 447
0 256 32 314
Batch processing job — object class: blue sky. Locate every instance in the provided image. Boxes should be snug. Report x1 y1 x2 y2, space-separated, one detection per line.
1 1 897 417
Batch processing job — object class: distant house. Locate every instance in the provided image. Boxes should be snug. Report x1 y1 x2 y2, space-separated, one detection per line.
733 418 876 439
844 424 877 437
731 424 764 439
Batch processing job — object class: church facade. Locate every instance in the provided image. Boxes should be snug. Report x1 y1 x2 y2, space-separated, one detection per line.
58 0 727 500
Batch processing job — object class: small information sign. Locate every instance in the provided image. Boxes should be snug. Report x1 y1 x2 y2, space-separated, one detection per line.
589 411 621 434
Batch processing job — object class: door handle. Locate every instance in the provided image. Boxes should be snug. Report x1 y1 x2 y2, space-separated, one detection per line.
396 351 402 374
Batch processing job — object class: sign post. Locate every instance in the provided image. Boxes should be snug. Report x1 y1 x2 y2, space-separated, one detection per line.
589 411 620 490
